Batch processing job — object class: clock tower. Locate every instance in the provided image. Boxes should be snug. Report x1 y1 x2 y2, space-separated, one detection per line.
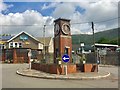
54 18 72 64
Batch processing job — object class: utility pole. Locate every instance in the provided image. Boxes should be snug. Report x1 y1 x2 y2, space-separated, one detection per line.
91 22 96 63
43 25 46 62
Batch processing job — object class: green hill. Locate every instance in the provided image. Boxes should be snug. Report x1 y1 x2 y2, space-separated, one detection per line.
72 28 118 45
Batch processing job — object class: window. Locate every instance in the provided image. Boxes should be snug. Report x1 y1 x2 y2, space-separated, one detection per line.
15 43 17 47
10 42 13 48
9 42 23 48
56 48 59 57
0 44 4 49
65 48 68 55
10 43 13 46
0 45 1 49
2 45 4 49
38 51 42 54
19 43 22 45
19 43 22 48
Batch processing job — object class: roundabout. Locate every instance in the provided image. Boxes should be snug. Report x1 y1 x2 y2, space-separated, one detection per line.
16 68 110 80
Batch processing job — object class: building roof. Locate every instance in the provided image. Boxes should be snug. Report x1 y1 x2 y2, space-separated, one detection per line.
0 35 13 41
94 43 118 47
7 31 40 43
54 18 70 22
72 44 93 51
36 37 52 46
0 41 6 44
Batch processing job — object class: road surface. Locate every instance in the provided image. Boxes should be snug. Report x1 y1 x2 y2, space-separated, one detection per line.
1 64 118 88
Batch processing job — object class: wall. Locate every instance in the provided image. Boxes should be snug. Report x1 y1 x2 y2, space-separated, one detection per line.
6 33 39 49
76 64 98 72
31 63 77 74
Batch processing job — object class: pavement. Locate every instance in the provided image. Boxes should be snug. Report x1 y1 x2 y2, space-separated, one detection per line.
99 64 117 67
16 68 111 80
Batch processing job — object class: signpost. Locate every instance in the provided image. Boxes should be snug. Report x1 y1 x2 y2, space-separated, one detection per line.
99 49 107 65
99 49 107 56
62 54 70 63
62 54 70 75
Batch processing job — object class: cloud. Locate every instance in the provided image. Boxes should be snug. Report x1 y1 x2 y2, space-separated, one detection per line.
1 10 54 37
81 1 118 21
52 3 76 19
1 1 119 37
41 2 59 10
0 0 13 13
2 0 120 2
82 1 118 31
0 0 8 12
48 1 117 35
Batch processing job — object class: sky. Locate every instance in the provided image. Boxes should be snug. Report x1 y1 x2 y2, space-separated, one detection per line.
0 0 119 37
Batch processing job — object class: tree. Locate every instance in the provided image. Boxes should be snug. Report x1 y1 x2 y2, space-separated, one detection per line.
98 37 110 44
109 38 118 45
98 37 118 45
117 38 120 46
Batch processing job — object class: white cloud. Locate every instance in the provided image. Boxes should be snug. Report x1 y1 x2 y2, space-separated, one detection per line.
1 1 118 37
0 0 7 12
3 0 120 2
1 10 54 37
52 3 76 19
41 2 59 10
0 0 13 13
82 1 118 32
49 1 118 35
82 1 118 21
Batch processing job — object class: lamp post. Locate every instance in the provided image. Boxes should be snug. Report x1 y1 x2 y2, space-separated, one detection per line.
43 25 46 62
91 22 96 63
28 49 32 69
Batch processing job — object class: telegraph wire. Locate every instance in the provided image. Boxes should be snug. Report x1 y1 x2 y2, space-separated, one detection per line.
71 17 119 25
94 17 119 23
0 17 119 26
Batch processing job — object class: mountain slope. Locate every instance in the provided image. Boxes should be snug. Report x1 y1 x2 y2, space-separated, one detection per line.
72 28 118 45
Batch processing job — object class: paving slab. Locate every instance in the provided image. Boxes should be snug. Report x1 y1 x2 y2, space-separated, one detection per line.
16 68 110 80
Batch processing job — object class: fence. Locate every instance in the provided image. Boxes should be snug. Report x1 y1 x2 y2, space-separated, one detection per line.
86 51 119 65
72 51 119 65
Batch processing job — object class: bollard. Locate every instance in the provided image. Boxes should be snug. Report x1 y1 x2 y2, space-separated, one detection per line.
64 65 67 75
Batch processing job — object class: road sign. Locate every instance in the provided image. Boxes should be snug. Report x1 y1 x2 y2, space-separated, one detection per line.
62 54 70 63
99 49 107 56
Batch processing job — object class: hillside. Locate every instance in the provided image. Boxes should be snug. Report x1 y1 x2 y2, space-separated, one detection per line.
72 28 118 45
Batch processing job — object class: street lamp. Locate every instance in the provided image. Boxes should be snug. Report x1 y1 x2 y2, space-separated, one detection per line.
91 22 96 63
27 49 32 69
43 25 46 62
91 22 98 72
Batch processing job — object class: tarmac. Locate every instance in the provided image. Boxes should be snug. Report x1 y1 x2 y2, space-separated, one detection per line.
16 66 111 80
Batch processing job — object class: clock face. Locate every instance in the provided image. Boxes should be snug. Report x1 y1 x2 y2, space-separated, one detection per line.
55 24 59 35
62 23 70 35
